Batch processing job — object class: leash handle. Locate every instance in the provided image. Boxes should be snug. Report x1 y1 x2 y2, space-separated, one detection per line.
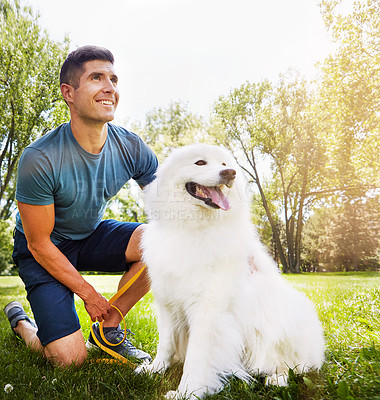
99 305 127 346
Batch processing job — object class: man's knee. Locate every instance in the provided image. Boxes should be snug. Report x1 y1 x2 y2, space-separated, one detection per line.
125 224 145 263
44 329 87 367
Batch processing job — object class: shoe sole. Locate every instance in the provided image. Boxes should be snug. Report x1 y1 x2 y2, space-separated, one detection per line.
86 340 100 351
3 300 24 316
4 301 37 333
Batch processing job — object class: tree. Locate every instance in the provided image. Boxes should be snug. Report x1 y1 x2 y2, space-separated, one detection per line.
0 219 13 274
104 183 148 223
212 72 326 273
332 196 379 271
212 80 288 270
134 100 212 162
0 0 70 219
306 0 380 270
318 0 380 191
302 194 380 271
211 1 380 273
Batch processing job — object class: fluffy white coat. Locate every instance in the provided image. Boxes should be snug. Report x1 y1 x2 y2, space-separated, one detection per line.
138 144 324 399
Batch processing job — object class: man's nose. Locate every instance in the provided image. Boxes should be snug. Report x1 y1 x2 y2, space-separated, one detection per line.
103 78 116 93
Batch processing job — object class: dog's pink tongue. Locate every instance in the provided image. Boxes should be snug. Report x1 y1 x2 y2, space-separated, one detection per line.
208 187 231 211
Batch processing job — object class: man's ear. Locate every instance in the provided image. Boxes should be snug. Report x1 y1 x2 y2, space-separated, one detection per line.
60 83 74 104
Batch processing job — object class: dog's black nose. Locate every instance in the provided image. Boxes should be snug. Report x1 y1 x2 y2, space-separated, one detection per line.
219 169 236 183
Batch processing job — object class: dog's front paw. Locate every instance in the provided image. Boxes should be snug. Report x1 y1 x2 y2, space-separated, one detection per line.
165 390 200 400
135 358 168 375
165 390 185 400
265 374 288 386
134 361 152 374
165 390 177 399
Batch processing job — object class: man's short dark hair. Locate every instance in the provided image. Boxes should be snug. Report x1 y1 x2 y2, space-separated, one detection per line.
60 45 114 88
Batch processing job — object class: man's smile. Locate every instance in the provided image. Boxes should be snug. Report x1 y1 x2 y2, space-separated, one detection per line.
97 100 114 105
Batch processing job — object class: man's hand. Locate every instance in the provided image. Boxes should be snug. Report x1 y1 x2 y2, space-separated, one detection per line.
83 290 112 322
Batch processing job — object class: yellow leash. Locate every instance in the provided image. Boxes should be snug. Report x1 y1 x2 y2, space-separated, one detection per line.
90 265 146 367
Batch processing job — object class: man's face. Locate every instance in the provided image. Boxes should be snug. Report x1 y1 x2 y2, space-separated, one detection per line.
69 60 120 124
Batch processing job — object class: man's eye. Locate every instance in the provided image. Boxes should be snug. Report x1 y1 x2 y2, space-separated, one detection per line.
195 160 207 166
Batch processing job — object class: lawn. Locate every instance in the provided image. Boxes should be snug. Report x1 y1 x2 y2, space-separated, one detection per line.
1 272 379 399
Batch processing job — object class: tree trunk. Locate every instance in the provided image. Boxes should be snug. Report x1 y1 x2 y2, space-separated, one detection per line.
248 155 289 272
294 169 308 273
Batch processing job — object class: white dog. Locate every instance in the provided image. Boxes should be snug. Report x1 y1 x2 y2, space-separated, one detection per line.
137 144 324 399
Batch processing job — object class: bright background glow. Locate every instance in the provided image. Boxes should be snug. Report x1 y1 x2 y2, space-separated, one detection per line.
31 0 335 123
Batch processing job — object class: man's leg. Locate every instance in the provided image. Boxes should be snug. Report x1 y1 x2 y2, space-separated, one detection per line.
82 221 152 362
6 301 87 367
13 321 87 366
44 329 87 366
10 230 87 367
13 319 42 352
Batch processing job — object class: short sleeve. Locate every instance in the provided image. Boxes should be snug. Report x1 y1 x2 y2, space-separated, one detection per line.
133 139 158 187
16 147 55 205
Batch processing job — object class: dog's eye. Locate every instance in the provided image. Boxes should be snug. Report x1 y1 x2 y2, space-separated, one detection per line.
195 160 207 166
222 162 227 166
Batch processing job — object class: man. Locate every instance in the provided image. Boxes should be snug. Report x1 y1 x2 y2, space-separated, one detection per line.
3 45 158 367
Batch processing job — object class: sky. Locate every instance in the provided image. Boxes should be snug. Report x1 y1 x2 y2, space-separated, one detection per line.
30 0 337 124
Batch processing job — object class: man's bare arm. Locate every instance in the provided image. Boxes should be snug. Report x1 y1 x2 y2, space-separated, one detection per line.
18 201 111 322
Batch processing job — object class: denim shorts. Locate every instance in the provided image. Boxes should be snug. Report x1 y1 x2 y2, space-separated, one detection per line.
12 219 142 347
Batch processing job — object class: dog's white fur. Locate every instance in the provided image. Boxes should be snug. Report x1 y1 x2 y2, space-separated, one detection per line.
137 144 324 399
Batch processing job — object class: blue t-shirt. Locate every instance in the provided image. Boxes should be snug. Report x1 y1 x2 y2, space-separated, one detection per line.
15 122 158 244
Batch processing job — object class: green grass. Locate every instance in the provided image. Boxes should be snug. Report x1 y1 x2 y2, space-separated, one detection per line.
1 272 379 399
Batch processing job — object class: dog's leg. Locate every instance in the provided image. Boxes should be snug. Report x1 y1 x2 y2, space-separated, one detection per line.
136 305 177 374
168 306 243 399
168 332 222 399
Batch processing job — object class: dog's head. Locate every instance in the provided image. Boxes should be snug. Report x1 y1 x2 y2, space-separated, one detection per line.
144 144 248 222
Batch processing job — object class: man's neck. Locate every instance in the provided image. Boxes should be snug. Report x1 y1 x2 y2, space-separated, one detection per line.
70 118 108 154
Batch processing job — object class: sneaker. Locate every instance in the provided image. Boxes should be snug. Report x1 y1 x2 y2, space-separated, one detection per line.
88 323 152 363
3 300 37 337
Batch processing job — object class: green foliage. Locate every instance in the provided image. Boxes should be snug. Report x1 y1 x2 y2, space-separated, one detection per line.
0 219 14 274
1 273 379 399
302 194 380 271
103 183 147 223
133 100 214 163
0 0 70 219
309 0 380 271
318 0 380 191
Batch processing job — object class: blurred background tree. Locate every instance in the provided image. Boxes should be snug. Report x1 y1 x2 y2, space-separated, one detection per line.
134 100 212 162
307 0 380 271
211 73 327 273
0 0 69 273
0 0 69 219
